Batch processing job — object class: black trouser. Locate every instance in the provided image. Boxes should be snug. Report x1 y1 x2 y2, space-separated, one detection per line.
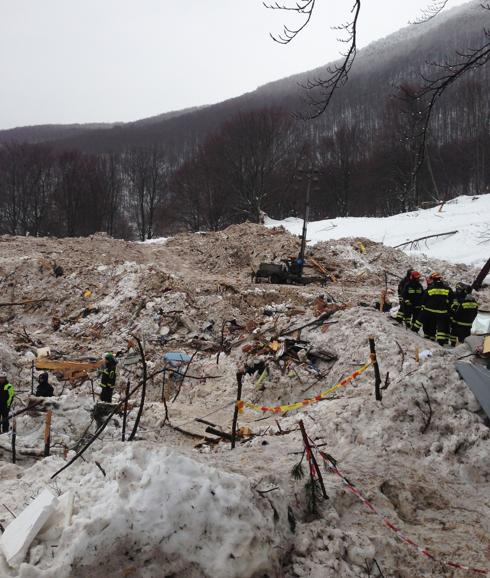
403 304 421 329
100 386 114 403
395 300 405 323
419 310 450 344
422 311 450 345
1 407 9 433
450 323 472 345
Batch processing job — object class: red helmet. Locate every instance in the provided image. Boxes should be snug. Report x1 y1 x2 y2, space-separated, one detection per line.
410 271 421 280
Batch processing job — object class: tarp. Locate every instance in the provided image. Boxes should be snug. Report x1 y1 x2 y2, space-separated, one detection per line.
472 311 490 335
163 352 192 363
455 361 490 419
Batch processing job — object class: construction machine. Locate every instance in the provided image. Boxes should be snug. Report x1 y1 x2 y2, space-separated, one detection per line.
254 170 326 285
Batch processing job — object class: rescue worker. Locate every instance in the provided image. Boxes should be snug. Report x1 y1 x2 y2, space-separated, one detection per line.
35 372 54 397
450 283 478 345
0 371 14 433
396 269 413 323
412 272 453 345
400 271 424 329
99 352 118 403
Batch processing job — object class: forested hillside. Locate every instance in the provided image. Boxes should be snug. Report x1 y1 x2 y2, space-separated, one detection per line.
0 0 488 239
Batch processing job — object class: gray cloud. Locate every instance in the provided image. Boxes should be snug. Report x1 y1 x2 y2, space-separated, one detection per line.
0 0 470 129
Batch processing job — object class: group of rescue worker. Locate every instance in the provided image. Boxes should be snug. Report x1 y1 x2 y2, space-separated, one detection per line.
0 352 118 434
396 269 479 346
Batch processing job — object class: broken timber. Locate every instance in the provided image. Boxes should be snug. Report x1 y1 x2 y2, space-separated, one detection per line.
35 358 104 382
393 230 458 249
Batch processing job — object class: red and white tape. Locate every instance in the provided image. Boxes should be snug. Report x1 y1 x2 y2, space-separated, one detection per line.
314 446 487 575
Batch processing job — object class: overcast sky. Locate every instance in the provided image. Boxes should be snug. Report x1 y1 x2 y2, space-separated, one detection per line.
0 0 470 130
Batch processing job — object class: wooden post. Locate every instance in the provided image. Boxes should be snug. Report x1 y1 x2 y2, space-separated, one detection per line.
11 418 16 464
44 410 52 457
471 257 490 292
231 372 243 450
121 380 130 442
369 337 382 401
298 420 328 499
379 290 386 312
205 426 234 441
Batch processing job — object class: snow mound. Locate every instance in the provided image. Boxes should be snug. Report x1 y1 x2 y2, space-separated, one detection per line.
13 446 292 578
266 194 490 270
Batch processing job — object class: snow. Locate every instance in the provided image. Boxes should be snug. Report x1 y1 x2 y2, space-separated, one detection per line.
0 447 292 578
140 236 167 245
0 490 58 568
266 194 490 270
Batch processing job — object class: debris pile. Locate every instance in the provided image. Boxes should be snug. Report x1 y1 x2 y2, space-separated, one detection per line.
0 224 489 578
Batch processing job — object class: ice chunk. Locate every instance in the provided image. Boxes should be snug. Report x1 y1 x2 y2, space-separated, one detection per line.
0 489 58 567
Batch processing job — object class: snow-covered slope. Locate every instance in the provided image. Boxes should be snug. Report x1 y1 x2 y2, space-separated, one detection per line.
267 194 490 269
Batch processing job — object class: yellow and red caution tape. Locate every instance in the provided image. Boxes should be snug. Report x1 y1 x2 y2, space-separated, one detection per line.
237 360 372 414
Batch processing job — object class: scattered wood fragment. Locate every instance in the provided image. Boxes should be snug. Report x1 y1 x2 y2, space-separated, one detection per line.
35 358 104 383
205 426 234 441
395 340 405 371
168 424 217 443
381 372 390 391
393 230 458 249
94 461 106 477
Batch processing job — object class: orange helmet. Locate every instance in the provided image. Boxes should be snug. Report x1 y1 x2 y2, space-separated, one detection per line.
430 272 442 281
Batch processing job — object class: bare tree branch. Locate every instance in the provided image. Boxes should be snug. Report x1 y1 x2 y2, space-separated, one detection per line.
409 30 490 178
300 0 361 118
265 0 361 119
128 334 147 441
410 0 450 24
264 0 317 45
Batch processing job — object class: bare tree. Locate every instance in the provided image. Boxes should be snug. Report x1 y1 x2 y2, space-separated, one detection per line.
266 0 361 118
124 145 169 241
266 0 490 131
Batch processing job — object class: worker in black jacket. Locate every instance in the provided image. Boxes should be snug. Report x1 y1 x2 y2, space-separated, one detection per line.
450 283 478 345
35 372 54 397
412 272 453 345
0 371 14 433
99 352 117 403
396 268 413 323
400 271 424 328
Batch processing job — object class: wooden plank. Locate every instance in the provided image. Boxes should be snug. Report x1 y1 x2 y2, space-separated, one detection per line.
35 359 104 382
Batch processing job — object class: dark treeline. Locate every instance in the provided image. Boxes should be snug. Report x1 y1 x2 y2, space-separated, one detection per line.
1 75 489 240
0 144 173 240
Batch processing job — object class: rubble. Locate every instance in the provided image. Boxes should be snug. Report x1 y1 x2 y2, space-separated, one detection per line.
0 224 489 577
